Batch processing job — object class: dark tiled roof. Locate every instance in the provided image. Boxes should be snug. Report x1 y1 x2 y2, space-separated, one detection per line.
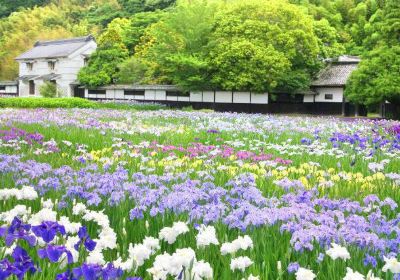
16 35 95 60
312 60 359 87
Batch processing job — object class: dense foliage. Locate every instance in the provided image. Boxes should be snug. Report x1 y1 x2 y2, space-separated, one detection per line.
345 0 400 107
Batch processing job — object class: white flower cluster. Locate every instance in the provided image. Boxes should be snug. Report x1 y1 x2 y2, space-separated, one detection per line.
326 243 351 261
0 205 30 223
158 221 189 244
196 225 219 248
147 247 212 280
343 267 366 280
0 186 38 201
221 235 253 255
114 236 160 271
382 256 400 274
230 256 253 272
295 267 316 280
72 202 118 265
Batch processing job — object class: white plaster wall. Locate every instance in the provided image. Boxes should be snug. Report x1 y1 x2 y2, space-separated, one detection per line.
215 91 232 103
114 89 124 99
190 91 202 102
303 95 314 103
202 91 214 103
134 95 145 100
166 96 178 101
251 93 268 104
314 87 343 103
233 92 250 103
155 90 166 101
178 96 190 102
145 90 156 100
3 86 18 94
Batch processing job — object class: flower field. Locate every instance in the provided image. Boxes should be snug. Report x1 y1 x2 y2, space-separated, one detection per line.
0 108 399 280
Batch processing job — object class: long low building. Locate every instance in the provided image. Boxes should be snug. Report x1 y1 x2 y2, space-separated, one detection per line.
0 81 18 97
80 85 269 105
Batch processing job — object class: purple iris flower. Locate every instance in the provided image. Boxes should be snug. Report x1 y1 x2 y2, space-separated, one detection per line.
0 217 36 247
363 254 377 267
287 262 300 273
301 138 312 145
74 227 96 252
32 221 66 243
11 246 37 280
72 263 123 280
38 245 73 264
0 259 14 280
56 269 78 280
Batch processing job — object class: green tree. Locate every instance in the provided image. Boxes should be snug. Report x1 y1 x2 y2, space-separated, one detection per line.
345 0 400 112
345 46 400 105
78 28 129 87
124 10 165 54
128 0 218 90
117 0 176 15
209 0 321 93
0 0 51 18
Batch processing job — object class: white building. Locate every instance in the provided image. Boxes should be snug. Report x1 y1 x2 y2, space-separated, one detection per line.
0 81 18 96
15 35 97 97
304 55 361 115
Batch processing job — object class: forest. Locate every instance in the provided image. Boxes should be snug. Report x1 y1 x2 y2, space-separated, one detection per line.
0 0 399 106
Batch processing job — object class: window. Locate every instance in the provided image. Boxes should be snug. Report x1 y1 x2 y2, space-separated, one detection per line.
325 94 333 100
50 80 57 85
88 89 106 95
0 86 5 91
84 57 89 66
166 90 189 97
124 90 145 96
26 63 33 71
48 61 55 70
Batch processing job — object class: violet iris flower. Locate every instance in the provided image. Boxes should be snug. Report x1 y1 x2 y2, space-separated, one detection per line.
55 269 78 280
0 217 36 247
32 221 66 243
0 259 14 280
11 246 37 280
38 245 73 264
74 226 96 252
72 263 123 280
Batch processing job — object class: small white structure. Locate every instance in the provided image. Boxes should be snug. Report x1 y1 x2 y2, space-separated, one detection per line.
0 81 18 96
306 55 360 103
15 36 97 97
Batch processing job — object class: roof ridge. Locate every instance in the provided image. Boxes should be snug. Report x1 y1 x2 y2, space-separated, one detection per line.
34 35 95 47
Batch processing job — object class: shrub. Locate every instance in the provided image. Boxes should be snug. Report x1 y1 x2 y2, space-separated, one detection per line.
39 82 61 98
0 98 99 108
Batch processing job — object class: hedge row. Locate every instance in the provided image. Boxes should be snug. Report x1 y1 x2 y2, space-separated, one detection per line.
0 97 98 108
0 97 169 110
